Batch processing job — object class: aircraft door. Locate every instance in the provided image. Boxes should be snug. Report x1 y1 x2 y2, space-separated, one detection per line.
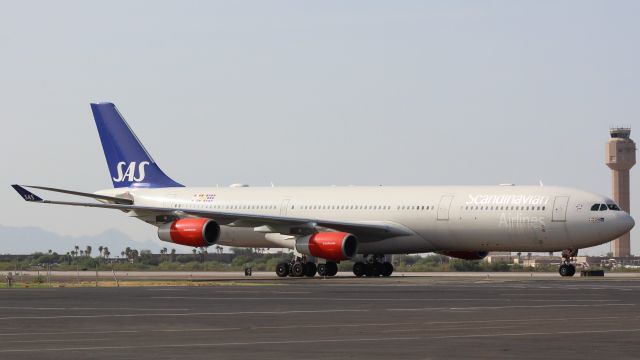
552 196 569 222
437 195 454 220
280 199 291 216
163 194 177 208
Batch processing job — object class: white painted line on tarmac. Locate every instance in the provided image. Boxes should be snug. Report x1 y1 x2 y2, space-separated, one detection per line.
151 296 507 301
0 328 242 337
0 306 191 311
0 309 368 320
7 338 108 344
422 316 623 325
432 328 640 339
0 336 421 353
253 322 416 330
389 303 634 311
384 325 516 333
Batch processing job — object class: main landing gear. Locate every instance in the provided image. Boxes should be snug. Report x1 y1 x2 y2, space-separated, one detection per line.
558 249 577 277
275 256 337 278
353 255 393 277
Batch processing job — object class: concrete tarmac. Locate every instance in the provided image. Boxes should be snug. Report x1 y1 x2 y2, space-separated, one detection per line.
1 276 639 359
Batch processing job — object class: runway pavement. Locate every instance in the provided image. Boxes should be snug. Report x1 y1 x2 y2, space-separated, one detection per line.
1 276 639 359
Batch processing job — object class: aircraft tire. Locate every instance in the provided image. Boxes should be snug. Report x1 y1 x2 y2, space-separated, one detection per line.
317 263 328 276
326 262 338 276
559 264 575 277
353 262 366 277
275 262 289 277
291 262 305 277
304 262 317 277
381 262 393 277
370 263 381 277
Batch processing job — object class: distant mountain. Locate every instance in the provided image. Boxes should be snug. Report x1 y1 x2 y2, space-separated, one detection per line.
0 224 166 255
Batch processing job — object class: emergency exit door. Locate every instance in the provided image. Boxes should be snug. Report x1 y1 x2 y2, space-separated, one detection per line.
437 195 454 220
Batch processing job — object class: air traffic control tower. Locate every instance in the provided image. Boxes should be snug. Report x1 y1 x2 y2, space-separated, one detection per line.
605 127 636 257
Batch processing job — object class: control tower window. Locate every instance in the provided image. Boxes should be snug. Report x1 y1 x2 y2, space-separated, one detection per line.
607 203 621 211
599 204 608 211
590 204 600 211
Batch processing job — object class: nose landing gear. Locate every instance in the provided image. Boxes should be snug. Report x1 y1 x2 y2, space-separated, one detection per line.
559 249 578 277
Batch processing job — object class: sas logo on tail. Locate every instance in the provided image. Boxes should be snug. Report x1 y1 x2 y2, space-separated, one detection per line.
112 161 150 182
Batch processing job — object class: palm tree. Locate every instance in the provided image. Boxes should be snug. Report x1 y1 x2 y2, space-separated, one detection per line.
98 246 104 257
85 246 92 258
74 245 79 257
103 248 110 259
170 248 176 262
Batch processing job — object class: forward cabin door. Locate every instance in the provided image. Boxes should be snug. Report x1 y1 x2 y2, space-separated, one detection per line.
437 195 454 220
552 196 569 222
163 193 177 208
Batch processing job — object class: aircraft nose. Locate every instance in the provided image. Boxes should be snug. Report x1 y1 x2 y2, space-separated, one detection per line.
622 213 635 233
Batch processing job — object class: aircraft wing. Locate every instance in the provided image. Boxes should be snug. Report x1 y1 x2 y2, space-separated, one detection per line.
11 185 412 240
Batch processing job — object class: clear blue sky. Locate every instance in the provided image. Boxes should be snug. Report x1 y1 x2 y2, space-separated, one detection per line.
1 1 638 254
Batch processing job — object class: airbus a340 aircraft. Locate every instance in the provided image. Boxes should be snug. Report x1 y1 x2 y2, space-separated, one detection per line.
13 103 635 277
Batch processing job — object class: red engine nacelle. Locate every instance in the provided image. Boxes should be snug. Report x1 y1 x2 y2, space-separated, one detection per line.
295 232 358 261
436 251 489 260
157 218 220 247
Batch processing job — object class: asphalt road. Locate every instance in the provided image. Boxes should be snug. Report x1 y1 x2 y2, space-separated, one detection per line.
1 276 639 359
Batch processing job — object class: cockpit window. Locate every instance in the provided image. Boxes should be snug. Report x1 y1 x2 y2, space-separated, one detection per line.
607 203 621 211
599 204 607 211
590 204 600 211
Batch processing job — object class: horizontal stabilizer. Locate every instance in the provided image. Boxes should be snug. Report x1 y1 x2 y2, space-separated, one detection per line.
11 185 43 202
21 185 133 204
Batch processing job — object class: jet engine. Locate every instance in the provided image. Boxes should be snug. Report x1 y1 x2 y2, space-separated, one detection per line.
157 218 220 247
436 251 489 260
295 232 358 261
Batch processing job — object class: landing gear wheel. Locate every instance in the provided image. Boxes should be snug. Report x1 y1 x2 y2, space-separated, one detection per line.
326 262 338 276
370 263 381 277
317 263 328 276
559 264 576 277
381 262 393 277
304 262 317 277
353 262 366 277
275 262 289 277
567 264 576 276
291 262 305 277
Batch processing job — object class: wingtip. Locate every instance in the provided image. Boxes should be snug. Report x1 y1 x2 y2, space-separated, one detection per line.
11 184 43 202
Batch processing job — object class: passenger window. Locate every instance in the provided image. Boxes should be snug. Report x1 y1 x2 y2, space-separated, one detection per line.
599 204 607 211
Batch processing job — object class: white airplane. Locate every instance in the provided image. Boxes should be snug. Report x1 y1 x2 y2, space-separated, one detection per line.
12 103 635 277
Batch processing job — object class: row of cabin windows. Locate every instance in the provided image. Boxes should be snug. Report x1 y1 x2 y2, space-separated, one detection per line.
173 203 434 211
463 205 546 211
296 205 434 211
590 203 621 211
174 204 278 210
172 204 556 212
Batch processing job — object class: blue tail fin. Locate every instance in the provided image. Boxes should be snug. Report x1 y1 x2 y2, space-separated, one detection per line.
91 102 183 188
